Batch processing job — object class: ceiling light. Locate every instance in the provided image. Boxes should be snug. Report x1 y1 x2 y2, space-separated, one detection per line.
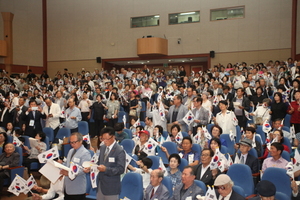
180 12 195 15
147 61 150 63
141 62 144 64
169 60 171 62
182 61 185 62
190 59 193 61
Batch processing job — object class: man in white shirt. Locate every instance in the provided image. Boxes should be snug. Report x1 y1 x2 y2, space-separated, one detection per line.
32 176 64 200
42 98 61 138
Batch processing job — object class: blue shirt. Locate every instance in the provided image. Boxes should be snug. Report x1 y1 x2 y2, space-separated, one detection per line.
65 107 82 129
179 150 200 164
167 167 182 188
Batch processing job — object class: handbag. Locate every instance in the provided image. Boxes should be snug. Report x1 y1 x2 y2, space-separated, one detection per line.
255 109 268 125
129 100 137 116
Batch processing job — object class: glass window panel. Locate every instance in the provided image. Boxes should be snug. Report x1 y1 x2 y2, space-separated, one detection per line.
211 7 244 21
169 11 200 25
131 15 160 28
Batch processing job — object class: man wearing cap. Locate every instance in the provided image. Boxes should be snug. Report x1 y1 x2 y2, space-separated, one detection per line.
133 130 154 160
214 174 245 200
169 166 204 200
234 138 259 173
249 180 277 200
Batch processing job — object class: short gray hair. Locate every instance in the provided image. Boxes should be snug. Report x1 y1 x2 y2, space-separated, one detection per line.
71 132 83 141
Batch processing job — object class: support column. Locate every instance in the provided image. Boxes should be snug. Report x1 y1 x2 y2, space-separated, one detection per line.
1 12 14 74
291 0 297 60
42 0 47 71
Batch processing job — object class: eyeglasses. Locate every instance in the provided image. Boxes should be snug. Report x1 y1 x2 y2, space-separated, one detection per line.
70 140 79 144
103 136 113 141
201 154 210 157
214 186 226 190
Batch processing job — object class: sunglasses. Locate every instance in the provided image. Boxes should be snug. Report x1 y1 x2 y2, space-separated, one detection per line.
214 186 226 190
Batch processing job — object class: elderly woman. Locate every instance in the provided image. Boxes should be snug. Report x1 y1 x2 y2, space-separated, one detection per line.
0 143 20 196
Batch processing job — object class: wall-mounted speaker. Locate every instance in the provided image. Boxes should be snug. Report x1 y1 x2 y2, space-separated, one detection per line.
96 57 102 63
210 51 215 58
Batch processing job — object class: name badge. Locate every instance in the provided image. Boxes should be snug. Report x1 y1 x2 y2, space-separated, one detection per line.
73 157 80 163
188 154 194 164
109 157 115 163
185 196 192 200
29 120 34 126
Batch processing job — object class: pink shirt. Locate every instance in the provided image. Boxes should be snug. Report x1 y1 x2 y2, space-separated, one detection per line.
262 156 288 172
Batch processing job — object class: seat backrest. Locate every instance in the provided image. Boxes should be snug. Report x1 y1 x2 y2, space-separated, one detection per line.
117 111 127 123
20 136 31 149
181 132 189 137
194 180 207 194
262 167 292 196
220 145 228 154
227 164 254 196
162 176 173 197
284 114 291 127
207 124 214 135
123 129 132 139
43 127 54 142
78 121 89 135
15 146 23 165
56 128 71 140
256 125 266 144
192 143 202 155
162 131 169 138
158 142 178 164
120 139 135 154
120 172 143 200
219 134 235 155
44 136 50 150
232 185 245 197
178 158 188 172
235 125 241 143
282 136 292 152
267 150 290 162
129 154 139 168
275 192 290 200
7 135 13 143
147 155 160 169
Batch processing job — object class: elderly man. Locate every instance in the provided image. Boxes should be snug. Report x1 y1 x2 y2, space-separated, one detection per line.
166 94 188 133
96 126 125 200
249 180 276 200
169 166 204 200
65 98 82 133
262 142 288 172
189 97 209 136
234 138 259 173
60 132 91 200
214 174 245 200
42 97 61 138
144 169 169 200
193 148 220 187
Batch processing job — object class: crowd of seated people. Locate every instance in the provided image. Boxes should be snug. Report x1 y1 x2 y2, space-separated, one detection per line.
0 59 300 199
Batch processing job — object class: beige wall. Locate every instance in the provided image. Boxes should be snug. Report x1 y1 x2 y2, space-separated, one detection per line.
47 59 101 78
0 0 295 69
46 0 292 62
0 0 43 66
211 48 291 67
297 1 300 55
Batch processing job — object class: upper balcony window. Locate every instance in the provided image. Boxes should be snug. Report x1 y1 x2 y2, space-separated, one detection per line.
169 11 200 25
131 15 160 28
211 7 244 21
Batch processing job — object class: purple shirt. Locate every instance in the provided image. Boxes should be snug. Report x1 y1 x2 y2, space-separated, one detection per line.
262 156 288 172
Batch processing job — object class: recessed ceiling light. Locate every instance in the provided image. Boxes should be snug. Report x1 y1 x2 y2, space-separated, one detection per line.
141 62 144 64
169 60 171 62
127 62 130 63
190 59 193 61
147 61 150 63
182 61 185 62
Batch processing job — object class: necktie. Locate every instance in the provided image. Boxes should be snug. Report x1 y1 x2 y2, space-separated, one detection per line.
221 197 225 200
48 106 51 114
71 149 76 159
33 111 36 119
104 147 109 160
240 155 245 164
150 188 154 199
